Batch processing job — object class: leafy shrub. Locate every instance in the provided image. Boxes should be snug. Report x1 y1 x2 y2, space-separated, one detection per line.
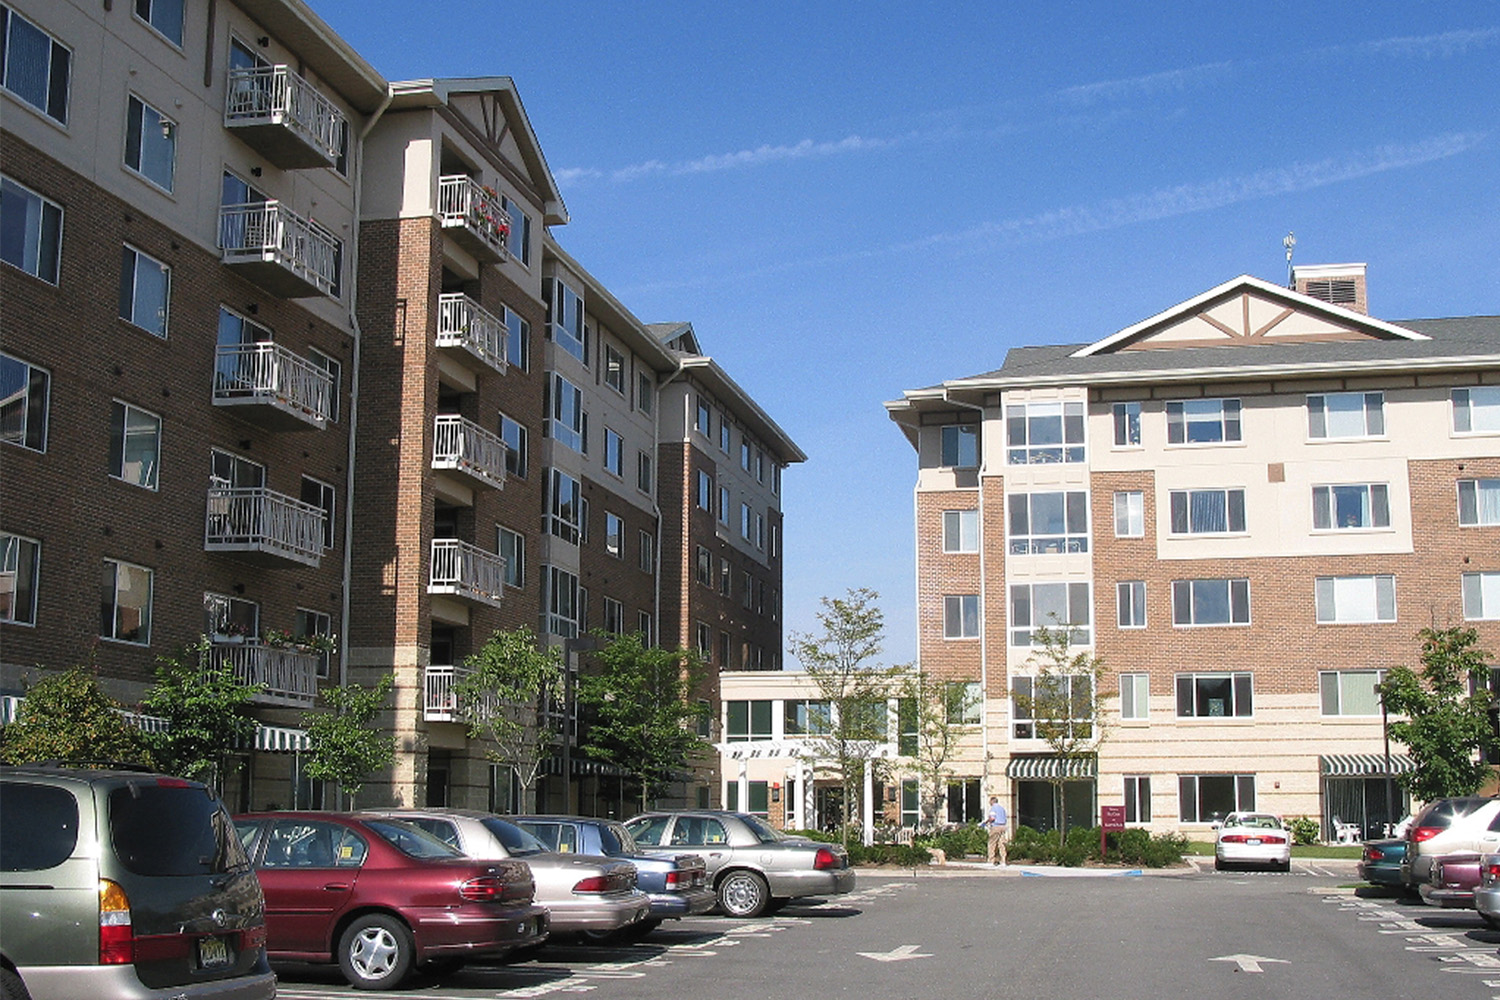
1287 816 1321 846
1140 833 1189 868
1008 826 1056 864
847 843 932 867
923 824 986 859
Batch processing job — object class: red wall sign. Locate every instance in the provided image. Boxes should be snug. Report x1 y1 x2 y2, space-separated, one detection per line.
1100 806 1126 831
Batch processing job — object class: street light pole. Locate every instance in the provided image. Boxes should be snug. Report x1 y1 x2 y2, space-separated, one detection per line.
562 635 599 815
1381 689 1395 836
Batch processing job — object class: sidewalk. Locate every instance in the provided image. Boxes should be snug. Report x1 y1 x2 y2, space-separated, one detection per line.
865 855 1363 878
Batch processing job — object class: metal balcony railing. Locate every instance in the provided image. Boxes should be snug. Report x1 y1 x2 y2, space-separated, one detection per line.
213 342 334 429
224 64 345 169
437 175 510 263
219 200 339 298
436 292 507 374
208 641 320 707
433 414 507 490
424 664 464 722
428 538 505 608
205 486 325 567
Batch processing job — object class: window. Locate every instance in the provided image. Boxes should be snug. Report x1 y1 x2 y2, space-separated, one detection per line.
0 531 39 624
1112 402 1141 447
946 681 983 724
125 95 175 191
1462 572 1500 620
740 502 752 540
546 278 586 363
498 526 524 588
210 447 263 490
718 485 730 525
603 427 624 477
504 306 529 372
943 510 978 553
602 597 623 635
754 513 765 550
637 611 652 645
499 414 527 478
300 476 336 550
203 592 257 639
638 531 654 573
1311 483 1390 531
1166 398 1241 445
1175 672 1253 718
725 700 773 742
1009 582 1090 645
740 439 752 472
719 421 730 453
1459 479 1500 527
900 778 920 826
695 545 712 586
1119 673 1149 720
1168 488 1246 535
0 7 70 123
1453 387 1500 435
695 623 711 658
546 374 584 453
1315 575 1396 624
118 246 170 336
718 558 731 597
108 401 160 489
637 451 653 493
544 565 579 638
1320 669 1384 716
719 631 732 668
604 512 623 558
1171 579 1250 626
0 352 48 451
944 594 979 639
577 497 591 544
1123 775 1151 823
294 608 333 678
1178 774 1255 823
1116 581 1146 629
1308 391 1383 439
133 0 184 46
773 464 781 496
770 524 779 559
1008 491 1089 554
784 699 831 736
548 469 582 544
637 372 653 414
897 698 918 755
696 470 712 511
1006 402 1085 464
101 558 151 644
1011 674 1092 739
501 196 531 267
941 424 979 467
1 175 63 283
604 345 625 394
695 397 712 435
754 448 765 484
1114 491 1144 537
741 571 753 609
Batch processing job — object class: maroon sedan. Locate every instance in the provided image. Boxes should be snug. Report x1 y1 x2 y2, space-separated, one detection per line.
1420 852 1482 909
234 812 547 989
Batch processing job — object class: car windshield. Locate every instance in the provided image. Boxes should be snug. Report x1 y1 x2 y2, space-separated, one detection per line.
481 817 548 856
739 814 785 844
364 818 464 859
600 822 633 854
109 783 248 875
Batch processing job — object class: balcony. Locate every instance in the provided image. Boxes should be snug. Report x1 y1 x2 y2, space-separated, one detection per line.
436 293 507 375
428 538 504 609
224 65 346 170
209 642 319 708
437 175 510 263
213 342 334 430
423 664 466 722
205 486 325 568
220 201 339 298
433 415 507 493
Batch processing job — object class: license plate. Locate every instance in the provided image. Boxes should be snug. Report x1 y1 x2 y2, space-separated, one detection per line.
199 936 231 969
1246 838 1262 846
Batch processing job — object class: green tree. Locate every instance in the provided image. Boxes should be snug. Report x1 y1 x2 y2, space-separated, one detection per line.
1379 625 1497 800
790 588 900 846
454 626 565 811
578 632 711 812
0 665 154 767
898 671 978 827
141 638 262 790
301 675 395 807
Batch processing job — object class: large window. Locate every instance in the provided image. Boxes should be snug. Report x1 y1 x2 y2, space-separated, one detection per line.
294 608 333 678
1113 491 1144 537
1 174 63 283
1169 488 1247 535
1315 575 1396 624
308 350 339 422
1119 673 1149 720
1011 674 1091 739
503 306 529 372
0 531 39 624
695 545 712 586
943 509 978 553
638 531 654 574
1112 402 1141 447
1179 774 1255 824
1006 402 1084 465
604 512 623 558
946 681 983 725
498 526 524 588
1171 578 1250 626
501 196 531 267
1123 775 1151 824
695 397 712 435
696 470 712 511
1166 398 1241 445
1175 672 1252 718
101 558 152 644
1308 391 1383 439
725 700 773 742
602 597 623 635
1312 483 1389 531
1320 669 1384 716
1459 479 1500 527
1009 582 1090 646
546 374 584 453
1463 572 1500 620
1 7 71 124
133 0 184 46
940 424 978 467
203 592 257 639
637 451 653 493
784 699 831 736
118 245 170 336
1116 581 1146 629
603 345 625 394
546 278 585 363
944 594 979 639
544 565 579 638
1453 387 1500 435
125 95 175 191
108 401 160 489
1 351 49 451
603 427 624 477
637 372 653 414
300 476 335 550
1008 491 1088 554
499 414 527 479
548 469 582 544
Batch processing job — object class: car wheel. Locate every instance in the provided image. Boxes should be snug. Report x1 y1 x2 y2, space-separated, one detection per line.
1483 913 1500 931
621 918 662 941
1277 860 1291 874
765 897 790 914
2 968 33 1000
420 957 465 978
338 914 414 990
1214 857 1226 871
718 870 770 918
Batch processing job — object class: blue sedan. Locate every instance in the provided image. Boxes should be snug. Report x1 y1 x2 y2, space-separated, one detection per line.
1358 838 1411 889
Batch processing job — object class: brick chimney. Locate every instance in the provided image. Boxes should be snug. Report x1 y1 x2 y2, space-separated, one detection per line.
1292 263 1368 315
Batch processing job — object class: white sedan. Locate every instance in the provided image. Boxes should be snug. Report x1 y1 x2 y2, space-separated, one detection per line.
1214 812 1292 872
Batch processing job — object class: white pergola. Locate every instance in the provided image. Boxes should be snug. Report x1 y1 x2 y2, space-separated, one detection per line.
715 739 899 845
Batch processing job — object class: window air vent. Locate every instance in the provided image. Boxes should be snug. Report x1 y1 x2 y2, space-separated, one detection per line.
1304 279 1358 305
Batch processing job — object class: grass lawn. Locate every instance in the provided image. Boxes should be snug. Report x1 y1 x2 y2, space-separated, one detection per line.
1186 841 1363 859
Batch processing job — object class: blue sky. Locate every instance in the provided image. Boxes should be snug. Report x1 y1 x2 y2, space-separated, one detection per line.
310 1 1500 667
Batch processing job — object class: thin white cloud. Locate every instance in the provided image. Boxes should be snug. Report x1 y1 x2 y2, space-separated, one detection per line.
1341 26 1500 59
1054 62 1235 107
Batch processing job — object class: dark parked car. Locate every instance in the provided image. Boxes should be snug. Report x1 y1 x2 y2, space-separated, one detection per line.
514 814 716 937
1419 853 1482 910
0 764 275 1000
1357 838 1410 889
233 812 547 989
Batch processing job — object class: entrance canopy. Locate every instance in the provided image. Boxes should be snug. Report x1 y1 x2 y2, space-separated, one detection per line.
1320 754 1415 776
715 739 898 761
1006 755 1098 780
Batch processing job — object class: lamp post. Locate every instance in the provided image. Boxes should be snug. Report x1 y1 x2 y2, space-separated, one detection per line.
562 635 599 815
1381 685 1395 837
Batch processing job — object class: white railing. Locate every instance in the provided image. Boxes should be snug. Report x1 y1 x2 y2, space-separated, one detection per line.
205 486 325 565
209 642 320 707
437 175 510 260
213 342 334 424
219 201 339 296
428 538 505 607
424 664 464 722
436 293 507 373
225 64 345 163
433 414 507 488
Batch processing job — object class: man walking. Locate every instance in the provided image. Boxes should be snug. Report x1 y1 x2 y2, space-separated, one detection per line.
983 795 1008 866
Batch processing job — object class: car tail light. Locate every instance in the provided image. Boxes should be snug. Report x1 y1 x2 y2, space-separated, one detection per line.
814 847 839 870
155 777 192 788
240 924 267 951
572 876 607 893
459 876 507 902
1219 834 1247 844
664 870 682 889
1261 835 1287 845
1411 826 1443 842
1364 846 1382 861
99 879 134 964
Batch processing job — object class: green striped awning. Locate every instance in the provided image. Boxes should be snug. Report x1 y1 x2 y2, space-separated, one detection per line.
1320 753 1415 776
1006 755 1098 780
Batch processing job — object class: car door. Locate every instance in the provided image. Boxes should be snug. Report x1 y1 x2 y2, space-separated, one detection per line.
669 816 733 874
254 819 364 955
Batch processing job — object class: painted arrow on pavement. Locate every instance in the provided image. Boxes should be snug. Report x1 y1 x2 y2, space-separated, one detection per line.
1211 953 1289 973
857 944 932 962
